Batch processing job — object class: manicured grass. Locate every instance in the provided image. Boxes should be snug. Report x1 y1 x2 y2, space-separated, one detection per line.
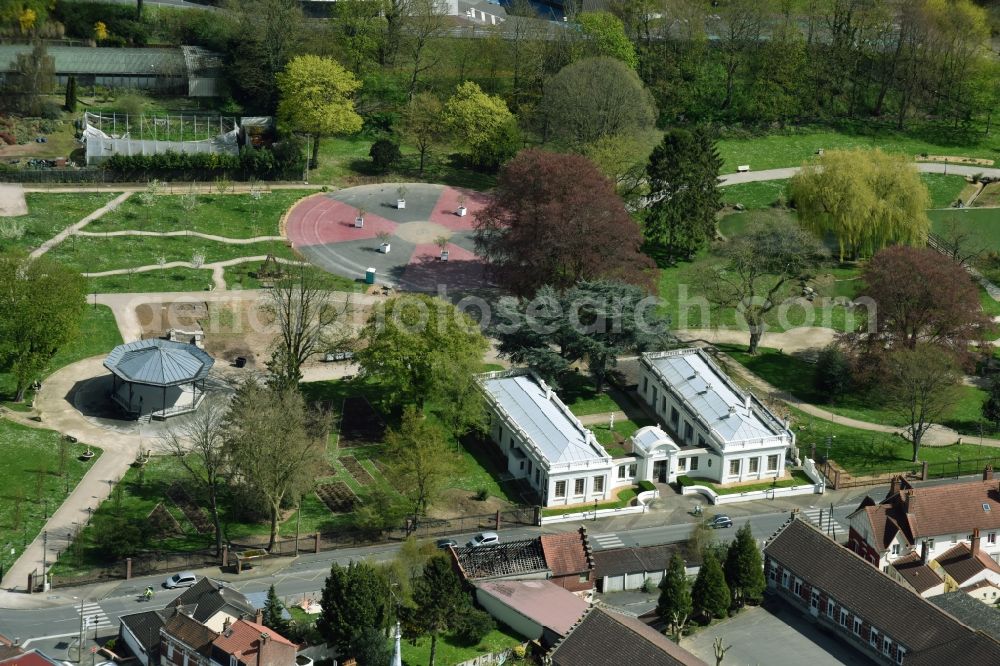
975 182 1000 207
590 418 655 457
47 234 297 273
86 190 314 238
980 288 1000 318
541 486 638 517
222 263 357 292
401 625 525 666
0 192 120 254
716 128 1000 173
0 419 101 571
929 208 1000 249
719 180 789 210
722 345 991 437
922 174 969 209
310 134 497 191
677 470 813 494
87 267 216 294
0 305 122 406
561 373 623 416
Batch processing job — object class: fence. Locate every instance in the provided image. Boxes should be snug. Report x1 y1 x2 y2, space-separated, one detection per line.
50 508 541 587
820 455 1000 489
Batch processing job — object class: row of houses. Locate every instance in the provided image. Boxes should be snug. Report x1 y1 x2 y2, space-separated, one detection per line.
478 348 796 508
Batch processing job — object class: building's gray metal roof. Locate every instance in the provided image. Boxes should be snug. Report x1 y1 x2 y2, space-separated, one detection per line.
105 339 214 387
644 349 784 445
0 45 186 76
481 373 608 466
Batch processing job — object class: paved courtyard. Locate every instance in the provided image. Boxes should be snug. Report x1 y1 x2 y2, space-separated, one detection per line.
681 601 866 666
284 182 492 292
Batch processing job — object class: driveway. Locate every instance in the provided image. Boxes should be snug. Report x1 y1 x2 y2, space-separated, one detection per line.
681 601 867 666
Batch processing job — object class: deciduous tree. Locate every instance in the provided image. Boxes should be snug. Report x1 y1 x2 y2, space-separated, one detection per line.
577 12 637 68
540 57 656 147
723 523 765 607
657 552 693 640
401 92 445 174
443 81 518 169
225 0 303 112
0 253 85 402
2 40 54 115
983 380 1000 432
696 215 825 354
474 149 654 297
276 55 363 168
384 407 456 518
857 246 987 363
223 379 325 549
885 345 962 462
355 294 489 435
789 148 930 262
644 127 723 262
692 551 730 620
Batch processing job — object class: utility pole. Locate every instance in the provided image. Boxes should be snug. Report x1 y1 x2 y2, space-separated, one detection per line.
77 597 85 663
41 531 47 584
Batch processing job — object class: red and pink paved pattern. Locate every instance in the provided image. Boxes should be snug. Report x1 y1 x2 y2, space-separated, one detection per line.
284 183 492 292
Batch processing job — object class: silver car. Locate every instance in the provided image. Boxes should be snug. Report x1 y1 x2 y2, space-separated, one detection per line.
163 571 197 588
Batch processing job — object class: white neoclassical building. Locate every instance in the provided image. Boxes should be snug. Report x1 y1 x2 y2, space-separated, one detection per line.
636 348 795 485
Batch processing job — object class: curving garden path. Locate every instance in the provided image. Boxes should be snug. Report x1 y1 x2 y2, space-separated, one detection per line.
75 229 285 244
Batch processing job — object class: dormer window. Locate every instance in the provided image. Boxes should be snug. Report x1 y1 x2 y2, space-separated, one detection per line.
230 656 237 666
984 503 991 512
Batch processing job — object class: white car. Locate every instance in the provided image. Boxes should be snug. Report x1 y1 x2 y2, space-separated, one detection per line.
466 531 499 548
163 571 198 588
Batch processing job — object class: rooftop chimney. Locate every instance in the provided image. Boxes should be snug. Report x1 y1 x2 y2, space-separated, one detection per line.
255 608 263 625
972 528 981 558
744 394 751 411
921 540 929 565
889 476 901 498
905 490 917 518
257 632 268 666
986 465 995 481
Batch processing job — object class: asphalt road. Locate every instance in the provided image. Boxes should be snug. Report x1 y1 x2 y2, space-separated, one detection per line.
0 502 858 660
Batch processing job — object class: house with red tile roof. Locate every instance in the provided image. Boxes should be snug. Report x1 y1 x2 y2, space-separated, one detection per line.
0 650 62 666
160 610 219 666
847 471 1000 572
539 529 594 592
209 619 297 666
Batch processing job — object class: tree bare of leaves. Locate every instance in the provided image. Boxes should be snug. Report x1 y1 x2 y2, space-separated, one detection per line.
161 401 229 555
885 345 962 462
934 216 984 268
403 0 449 101
266 267 351 391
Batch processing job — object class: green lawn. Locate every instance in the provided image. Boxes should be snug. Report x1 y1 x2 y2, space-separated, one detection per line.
719 180 789 210
87 267 216 294
0 419 101 572
560 373 623 416
922 174 970 209
86 190 315 238
716 128 1000 173
541 486 638 517
0 305 123 407
0 192 120 254
929 208 1000 249
677 470 814 494
401 626 525 666
47 234 297 274
590 418 655 457
722 345 991 437
310 134 497 191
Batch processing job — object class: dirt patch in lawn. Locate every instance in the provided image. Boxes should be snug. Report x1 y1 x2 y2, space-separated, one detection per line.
427 488 512 521
338 396 385 447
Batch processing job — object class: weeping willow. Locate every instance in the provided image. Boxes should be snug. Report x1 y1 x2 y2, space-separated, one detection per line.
789 148 930 262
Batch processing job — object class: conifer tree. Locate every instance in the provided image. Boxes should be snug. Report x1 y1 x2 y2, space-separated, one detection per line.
692 552 731 620
657 552 693 640
724 524 765 607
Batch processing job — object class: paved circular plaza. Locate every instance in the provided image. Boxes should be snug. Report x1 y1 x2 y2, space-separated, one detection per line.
284 183 492 292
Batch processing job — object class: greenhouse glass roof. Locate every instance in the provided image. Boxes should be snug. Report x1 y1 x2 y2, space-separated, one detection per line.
0 45 186 76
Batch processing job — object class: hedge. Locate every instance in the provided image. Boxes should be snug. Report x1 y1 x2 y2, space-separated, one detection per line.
103 143 303 181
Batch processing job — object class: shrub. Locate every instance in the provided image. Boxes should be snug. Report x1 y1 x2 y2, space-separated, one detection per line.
369 138 401 173
452 607 495 646
470 118 520 170
637 479 656 493
814 345 853 400
475 488 489 501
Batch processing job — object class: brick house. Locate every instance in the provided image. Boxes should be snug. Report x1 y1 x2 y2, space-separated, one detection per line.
160 610 219 666
210 619 297 666
764 516 1000 665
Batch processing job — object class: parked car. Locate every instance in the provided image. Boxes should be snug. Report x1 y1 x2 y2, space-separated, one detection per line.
708 515 733 529
163 571 198 588
466 531 500 548
436 538 458 550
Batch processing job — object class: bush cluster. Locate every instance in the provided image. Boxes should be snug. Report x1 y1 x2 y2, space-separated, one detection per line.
104 142 303 181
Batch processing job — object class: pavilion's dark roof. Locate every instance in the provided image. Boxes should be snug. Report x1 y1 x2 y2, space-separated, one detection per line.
930 591 1000 642
105 338 214 386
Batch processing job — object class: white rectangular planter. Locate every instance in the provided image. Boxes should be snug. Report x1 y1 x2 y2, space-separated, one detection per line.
397 199 406 209
457 206 467 217
380 242 391 254
355 217 364 228
440 250 449 261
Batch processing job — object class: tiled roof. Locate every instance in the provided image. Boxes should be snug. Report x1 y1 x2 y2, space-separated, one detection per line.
479 372 609 466
540 529 592 577
0 651 61 666
475 580 589 636
120 609 170 653
593 544 685 578
857 479 1000 549
170 578 255 624
455 539 548 580
764 518 1000 663
642 349 789 446
548 606 707 666
162 611 219 656
213 619 295 659
105 338 214 387
935 543 1000 584
930 591 1000 642
890 553 941 593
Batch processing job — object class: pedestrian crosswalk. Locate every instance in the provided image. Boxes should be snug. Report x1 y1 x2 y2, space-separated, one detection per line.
802 508 847 538
591 532 625 550
79 602 112 630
